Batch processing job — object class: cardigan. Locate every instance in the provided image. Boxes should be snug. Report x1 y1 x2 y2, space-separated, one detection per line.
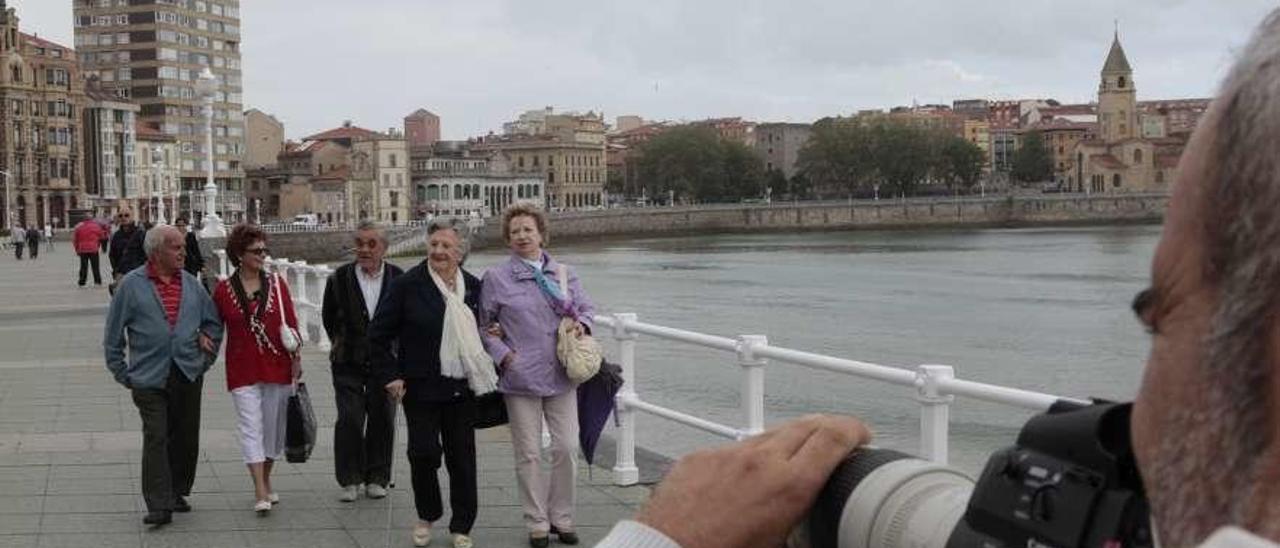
103 265 224 389
213 274 299 391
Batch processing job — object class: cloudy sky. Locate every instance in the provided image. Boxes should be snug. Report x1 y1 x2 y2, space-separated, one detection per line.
12 0 1276 140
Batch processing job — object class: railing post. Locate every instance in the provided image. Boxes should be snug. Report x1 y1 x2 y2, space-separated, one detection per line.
915 364 955 464
736 335 768 438
611 313 640 486
291 260 310 341
214 249 229 280
314 265 333 352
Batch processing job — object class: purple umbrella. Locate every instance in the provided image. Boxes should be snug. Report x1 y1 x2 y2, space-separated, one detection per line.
577 359 624 465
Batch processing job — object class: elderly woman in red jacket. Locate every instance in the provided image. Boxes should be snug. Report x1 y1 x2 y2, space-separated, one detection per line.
212 224 302 514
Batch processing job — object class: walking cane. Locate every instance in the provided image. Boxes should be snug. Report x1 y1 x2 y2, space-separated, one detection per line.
385 394 400 548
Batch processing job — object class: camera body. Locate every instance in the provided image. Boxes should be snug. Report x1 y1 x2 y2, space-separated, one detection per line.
793 401 1152 548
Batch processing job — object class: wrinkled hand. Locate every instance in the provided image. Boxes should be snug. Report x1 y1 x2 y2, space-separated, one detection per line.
570 322 586 338
636 414 872 548
499 352 516 371
290 354 303 381
385 379 406 401
199 333 216 354
486 323 504 339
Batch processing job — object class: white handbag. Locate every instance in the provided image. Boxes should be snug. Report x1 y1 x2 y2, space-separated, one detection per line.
554 264 601 384
275 273 302 353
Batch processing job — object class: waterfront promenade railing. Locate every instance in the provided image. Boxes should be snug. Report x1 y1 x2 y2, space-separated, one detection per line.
213 252 1088 487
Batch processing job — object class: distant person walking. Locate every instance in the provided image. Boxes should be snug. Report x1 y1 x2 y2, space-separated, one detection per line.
73 216 106 286
43 223 54 251
9 225 23 260
110 211 141 287
175 215 204 278
104 225 224 526
25 225 39 259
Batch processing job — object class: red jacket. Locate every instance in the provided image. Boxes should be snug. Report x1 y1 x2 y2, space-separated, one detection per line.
73 220 105 254
213 274 299 391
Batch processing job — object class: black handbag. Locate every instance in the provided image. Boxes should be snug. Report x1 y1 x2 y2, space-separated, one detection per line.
473 391 508 429
285 382 317 463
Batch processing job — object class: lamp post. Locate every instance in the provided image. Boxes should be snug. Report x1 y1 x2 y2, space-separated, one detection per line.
195 67 224 237
152 146 167 225
0 169 11 230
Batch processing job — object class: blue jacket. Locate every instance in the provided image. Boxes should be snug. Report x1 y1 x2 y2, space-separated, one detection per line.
103 265 224 389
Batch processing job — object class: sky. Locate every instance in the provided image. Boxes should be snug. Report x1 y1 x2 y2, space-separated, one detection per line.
11 0 1276 141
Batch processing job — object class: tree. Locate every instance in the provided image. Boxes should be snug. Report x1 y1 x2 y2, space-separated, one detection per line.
940 138 986 193
1012 131 1053 184
633 126 766 203
796 117 875 198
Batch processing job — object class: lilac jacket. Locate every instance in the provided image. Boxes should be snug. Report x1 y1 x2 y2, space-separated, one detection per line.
480 253 596 397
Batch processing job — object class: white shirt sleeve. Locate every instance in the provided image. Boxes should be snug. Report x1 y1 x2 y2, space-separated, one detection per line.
594 520 683 548
1199 527 1280 548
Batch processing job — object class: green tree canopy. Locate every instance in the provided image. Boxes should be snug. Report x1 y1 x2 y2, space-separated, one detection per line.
633 126 765 203
1011 131 1053 184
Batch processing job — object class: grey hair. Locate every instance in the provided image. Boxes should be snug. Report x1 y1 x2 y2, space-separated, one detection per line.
427 218 471 263
143 224 174 258
354 220 388 246
1149 8 1280 544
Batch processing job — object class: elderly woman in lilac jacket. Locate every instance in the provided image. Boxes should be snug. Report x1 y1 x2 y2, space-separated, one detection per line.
480 204 594 548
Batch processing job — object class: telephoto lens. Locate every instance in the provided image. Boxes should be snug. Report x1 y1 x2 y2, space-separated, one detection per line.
788 448 975 548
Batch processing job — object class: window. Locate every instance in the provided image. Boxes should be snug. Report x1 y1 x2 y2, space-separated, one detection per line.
1113 173 1122 188
1133 149 1143 164
1118 76 1126 89
389 154 397 168
390 191 398 207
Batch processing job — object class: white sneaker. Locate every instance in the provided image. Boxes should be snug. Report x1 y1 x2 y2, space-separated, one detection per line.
339 485 359 502
365 483 387 499
254 499 272 514
412 521 432 547
452 533 473 548
268 492 279 505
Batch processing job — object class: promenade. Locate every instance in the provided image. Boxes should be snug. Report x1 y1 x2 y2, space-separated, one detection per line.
0 241 644 547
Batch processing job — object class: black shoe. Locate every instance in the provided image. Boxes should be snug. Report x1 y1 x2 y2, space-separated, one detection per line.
550 526 579 545
529 534 550 548
143 510 172 525
173 496 191 513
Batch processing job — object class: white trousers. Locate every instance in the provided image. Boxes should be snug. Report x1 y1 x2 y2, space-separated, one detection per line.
231 383 292 464
506 391 579 533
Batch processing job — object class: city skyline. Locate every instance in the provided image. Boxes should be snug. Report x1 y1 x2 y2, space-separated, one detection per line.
14 0 1273 140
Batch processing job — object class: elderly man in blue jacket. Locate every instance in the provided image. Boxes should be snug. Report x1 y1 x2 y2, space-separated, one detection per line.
104 224 222 526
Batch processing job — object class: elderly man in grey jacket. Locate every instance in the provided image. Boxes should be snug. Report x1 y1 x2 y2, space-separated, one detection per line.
104 224 222 526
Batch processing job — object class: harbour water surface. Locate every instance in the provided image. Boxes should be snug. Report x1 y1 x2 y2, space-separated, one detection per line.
393 225 1159 473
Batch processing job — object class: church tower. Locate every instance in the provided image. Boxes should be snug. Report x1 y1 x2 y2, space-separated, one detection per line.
1098 30 1138 143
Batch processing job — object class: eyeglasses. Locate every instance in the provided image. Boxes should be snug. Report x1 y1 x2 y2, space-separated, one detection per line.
245 247 269 256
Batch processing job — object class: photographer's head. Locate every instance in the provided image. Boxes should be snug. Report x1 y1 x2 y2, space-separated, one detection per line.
1131 9 1280 545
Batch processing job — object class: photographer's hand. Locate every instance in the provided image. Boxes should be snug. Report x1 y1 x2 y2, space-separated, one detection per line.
636 414 871 548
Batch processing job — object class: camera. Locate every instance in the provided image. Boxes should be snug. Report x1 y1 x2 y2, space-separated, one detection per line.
790 401 1152 548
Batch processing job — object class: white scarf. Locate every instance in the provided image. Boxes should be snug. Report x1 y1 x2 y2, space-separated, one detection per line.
428 266 498 395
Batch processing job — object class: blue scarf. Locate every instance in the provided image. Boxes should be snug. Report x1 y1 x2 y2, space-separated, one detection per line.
526 256 574 318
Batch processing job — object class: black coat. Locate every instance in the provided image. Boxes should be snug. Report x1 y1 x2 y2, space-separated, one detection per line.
369 262 482 402
183 231 204 277
108 225 140 275
322 261 404 369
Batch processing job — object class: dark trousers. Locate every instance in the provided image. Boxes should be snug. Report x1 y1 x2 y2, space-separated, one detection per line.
26 240 37 259
12 242 22 260
78 252 101 285
403 387 477 534
130 367 203 512
332 365 395 487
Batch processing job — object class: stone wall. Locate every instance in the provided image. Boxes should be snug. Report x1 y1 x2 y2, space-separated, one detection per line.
220 193 1167 263
476 192 1167 246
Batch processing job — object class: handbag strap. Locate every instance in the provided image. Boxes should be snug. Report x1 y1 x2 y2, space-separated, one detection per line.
557 264 569 299
274 272 288 327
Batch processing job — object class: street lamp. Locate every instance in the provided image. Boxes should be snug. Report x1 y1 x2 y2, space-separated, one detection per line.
152 146 167 225
0 169 11 230
195 67 224 237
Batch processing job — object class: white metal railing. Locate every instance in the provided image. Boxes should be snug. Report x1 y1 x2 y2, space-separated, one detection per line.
594 313 1088 486
206 247 1088 487
259 219 436 234
212 249 334 353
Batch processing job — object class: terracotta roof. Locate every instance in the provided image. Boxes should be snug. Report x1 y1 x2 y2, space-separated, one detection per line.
1102 33 1132 73
1156 154 1182 169
1089 154 1127 170
304 125 380 142
405 109 438 119
19 32 71 54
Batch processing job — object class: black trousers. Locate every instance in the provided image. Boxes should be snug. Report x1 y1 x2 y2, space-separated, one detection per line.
130 367 203 512
78 253 101 285
403 385 477 534
26 240 37 258
332 365 395 487
12 242 22 260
